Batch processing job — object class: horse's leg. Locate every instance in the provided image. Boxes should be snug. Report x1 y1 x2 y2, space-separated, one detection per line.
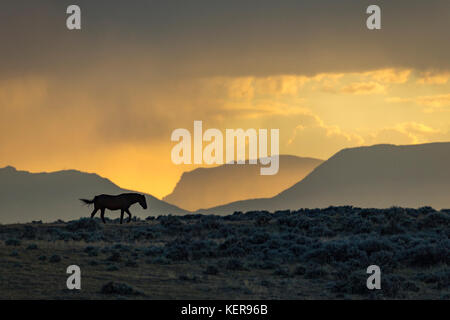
120 210 124 225
90 208 99 219
125 209 132 223
100 208 106 224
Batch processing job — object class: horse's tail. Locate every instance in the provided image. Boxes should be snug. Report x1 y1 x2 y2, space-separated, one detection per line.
80 198 95 206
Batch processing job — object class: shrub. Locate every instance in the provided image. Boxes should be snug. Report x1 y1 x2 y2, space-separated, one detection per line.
49 254 61 263
5 239 21 246
293 265 306 276
151 257 171 264
357 238 395 255
305 265 328 279
125 259 138 267
401 242 449 267
106 265 120 271
249 232 270 245
382 274 405 298
418 212 450 229
204 265 219 275
84 246 99 256
22 226 37 239
107 252 122 262
100 282 144 296
225 259 246 271
165 244 189 261
330 270 368 295
369 250 398 271
66 218 102 232
143 246 164 257
273 267 290 277
403 281 420 292
415 270 450 289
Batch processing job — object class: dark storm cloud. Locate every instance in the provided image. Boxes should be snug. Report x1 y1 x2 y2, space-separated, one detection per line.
1 0 449 78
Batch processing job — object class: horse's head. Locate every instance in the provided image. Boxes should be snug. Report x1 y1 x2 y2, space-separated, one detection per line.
139 194 148 209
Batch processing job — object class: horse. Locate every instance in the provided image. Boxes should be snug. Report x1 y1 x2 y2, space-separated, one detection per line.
80 193 147 224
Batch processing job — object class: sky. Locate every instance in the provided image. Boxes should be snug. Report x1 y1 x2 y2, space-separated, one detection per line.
1 0 450 198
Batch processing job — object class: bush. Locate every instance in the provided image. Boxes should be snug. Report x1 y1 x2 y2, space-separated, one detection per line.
305 265 328 279
22 226 37 239
5 239 21 246
151 257 171 265
125 259 138 267
66 218 102 232
415 270 450 289
225 259 246 271
273 267 290 277
106 265 119 271
49 255 61 263
293 265 306 276
107 252 122 262
382 274 405 298
330 270 368 295
84 246 99 256
419 212 450 229
204 265 219 275
100 282 144 296
165 244 189 261
143 246 164 257
401 242 449 267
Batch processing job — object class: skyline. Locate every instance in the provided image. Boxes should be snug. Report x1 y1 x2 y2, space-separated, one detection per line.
1 1 450 197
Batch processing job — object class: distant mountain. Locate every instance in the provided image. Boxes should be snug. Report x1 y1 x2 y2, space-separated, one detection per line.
196 142 450 215
163 155 323 211
0 166 188 224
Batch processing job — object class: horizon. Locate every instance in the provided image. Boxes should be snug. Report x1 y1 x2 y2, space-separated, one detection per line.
3 140 450 201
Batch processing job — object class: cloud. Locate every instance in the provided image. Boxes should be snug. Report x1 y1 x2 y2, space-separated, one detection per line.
363 69 412 84
418 94 450 111
367 122 445 145
1 1 450 79
386 93 450 112
285 112 364 159
416 71 450 84
341 82 386 95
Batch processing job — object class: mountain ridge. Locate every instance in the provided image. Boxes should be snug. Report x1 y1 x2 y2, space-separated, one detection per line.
196 142 450 215
0 166 188 224
163 155 323 211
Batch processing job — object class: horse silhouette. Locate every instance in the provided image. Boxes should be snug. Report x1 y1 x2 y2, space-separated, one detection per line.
80 193 147 224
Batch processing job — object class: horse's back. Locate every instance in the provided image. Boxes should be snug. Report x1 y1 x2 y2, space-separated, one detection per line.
95 194 129 210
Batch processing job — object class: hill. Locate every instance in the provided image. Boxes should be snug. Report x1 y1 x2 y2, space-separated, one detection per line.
197 142 450 215
163 155 322 211
0 166 188 224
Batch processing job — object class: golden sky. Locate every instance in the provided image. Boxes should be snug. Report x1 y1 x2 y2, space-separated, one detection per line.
1 1 450 198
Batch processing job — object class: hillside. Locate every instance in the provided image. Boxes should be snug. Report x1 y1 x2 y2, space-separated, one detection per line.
0 166 188 224
197 142 450 215
163 155 322 211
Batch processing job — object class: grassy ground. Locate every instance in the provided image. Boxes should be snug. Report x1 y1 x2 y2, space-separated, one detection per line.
0 207 448 299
